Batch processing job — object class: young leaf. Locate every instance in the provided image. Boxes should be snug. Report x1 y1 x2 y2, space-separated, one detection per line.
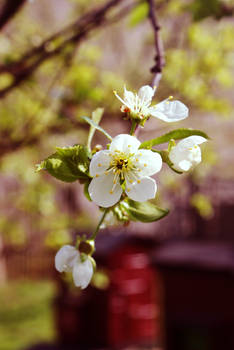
87 108 104 150
83 181 92 201
80 116 112 141
37 145 91 183
140 128 210 149
123 199 169 223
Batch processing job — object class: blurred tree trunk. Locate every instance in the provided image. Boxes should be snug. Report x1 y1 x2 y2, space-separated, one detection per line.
0 0 26 30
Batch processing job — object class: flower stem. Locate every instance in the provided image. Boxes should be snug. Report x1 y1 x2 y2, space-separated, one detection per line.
91 208 109 240
130 120 137 135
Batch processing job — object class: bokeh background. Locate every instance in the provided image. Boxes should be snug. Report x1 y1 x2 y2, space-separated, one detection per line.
0 0 234 349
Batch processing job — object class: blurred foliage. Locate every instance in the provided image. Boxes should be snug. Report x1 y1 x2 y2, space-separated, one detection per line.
0 0 233 246
0 280 55 350
128 2 149 27
190 192 214 219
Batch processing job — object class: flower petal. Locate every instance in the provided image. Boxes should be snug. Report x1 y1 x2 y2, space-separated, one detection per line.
124 86 135 107
176 136 207 149
149 100 188 122
110 134 140 154
55 245 79 273
138 85 155 106
88 173 122 208
178 160 192 172
72 257 93 289
125 176 157 202
89 150 110 177
134 150 162 176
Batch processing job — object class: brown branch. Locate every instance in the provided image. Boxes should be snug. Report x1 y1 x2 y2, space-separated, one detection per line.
0 0 126 99
147 0 165 88
0 0 27 30
134 0 165 138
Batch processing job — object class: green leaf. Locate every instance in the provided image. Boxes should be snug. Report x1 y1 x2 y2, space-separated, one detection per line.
140 128 210 149
129 2 149 27
123 199 169 223
36 145 91 183
87 108 104 150
80 116 112 141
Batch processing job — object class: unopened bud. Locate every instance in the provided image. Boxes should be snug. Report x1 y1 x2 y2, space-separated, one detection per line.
79 240 95 255
92 144 103 154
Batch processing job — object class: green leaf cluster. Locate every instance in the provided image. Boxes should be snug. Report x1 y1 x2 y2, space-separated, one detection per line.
36 145 91 183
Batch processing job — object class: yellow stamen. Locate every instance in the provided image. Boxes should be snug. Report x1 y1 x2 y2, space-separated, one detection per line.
96 174 99 177
144 163 147 167
105 171 109 175
137 180 141 184
109 190 113 194
127 188 130 192
135 158 139 162
98 163 102 167
129 180 133 184
128 145 131 148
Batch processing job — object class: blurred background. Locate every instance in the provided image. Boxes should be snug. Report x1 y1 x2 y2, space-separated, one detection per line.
0 0 234 349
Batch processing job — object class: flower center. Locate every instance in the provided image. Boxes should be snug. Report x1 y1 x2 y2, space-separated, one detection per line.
116 158 128 170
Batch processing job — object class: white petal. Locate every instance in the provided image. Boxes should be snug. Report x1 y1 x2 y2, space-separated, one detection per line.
178 160 192 171
149 100 188 122
55 245 79 273
89 150 110 177
88 173 122 208
134 150 162 176
109 134 140 154
124 86 135 107
138 85 155 106
125 176 157 202
72 258 93 289
177 136 207 149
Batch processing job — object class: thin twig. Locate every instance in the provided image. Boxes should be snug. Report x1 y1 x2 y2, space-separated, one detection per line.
147 0 165 88
135 0 165 137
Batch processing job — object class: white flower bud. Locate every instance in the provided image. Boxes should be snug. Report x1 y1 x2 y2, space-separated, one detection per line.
168 136 207 172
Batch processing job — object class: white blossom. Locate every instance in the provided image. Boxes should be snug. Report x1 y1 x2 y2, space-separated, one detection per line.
114 85 188 122
88 134 162 208
168 136 207 172
55 245 93 289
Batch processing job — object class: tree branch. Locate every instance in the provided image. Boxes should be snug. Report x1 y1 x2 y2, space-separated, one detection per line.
147 0 165 88
0 0 126 99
